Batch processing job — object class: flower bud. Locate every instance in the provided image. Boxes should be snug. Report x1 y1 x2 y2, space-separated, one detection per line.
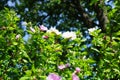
75 67 81 73
16 34 20 39
42 35 49 39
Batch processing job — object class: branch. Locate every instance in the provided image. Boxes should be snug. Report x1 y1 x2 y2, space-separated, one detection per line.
71 0 97 28
93 0 109 32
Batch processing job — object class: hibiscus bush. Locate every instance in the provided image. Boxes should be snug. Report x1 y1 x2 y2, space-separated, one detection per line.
0 8 120 80
19 22 95 80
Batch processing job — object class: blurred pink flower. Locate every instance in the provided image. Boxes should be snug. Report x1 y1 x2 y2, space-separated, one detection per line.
58 65 66 70
47 73 61 80
75 67 81 73
58 63 70 70
39 25 48 31
16 34 20 39
65 63 70 67
72 73 80 80
72 67 81 80
42 35 49 39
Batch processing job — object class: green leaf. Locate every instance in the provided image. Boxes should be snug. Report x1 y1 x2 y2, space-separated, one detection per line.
13 42 18 45
113 68 120 73
90 0 98 6
104 59 110 63
19 77 30 80
91 47 100 53
25 70 32 76
20 50 32 62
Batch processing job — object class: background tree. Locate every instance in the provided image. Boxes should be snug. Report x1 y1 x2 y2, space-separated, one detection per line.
0 0 117 32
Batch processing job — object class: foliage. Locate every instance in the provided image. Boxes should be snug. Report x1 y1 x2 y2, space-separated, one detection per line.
89 29 120 79
0 8 120 80
0 9 94 80
0 0 120 79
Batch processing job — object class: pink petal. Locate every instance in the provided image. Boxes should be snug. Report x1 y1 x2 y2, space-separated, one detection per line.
39 25 48 31
16 34 20 39
58 65 66 70
75 67 81 73
72 74 80 80
65 63 70 68
42 35 49 39
47 73 61 80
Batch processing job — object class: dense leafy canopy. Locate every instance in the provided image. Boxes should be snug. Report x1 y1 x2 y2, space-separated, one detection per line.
0 0 117 31
0 0 120 80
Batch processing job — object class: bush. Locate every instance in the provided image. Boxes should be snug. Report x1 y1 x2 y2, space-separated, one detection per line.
0 8 120 80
